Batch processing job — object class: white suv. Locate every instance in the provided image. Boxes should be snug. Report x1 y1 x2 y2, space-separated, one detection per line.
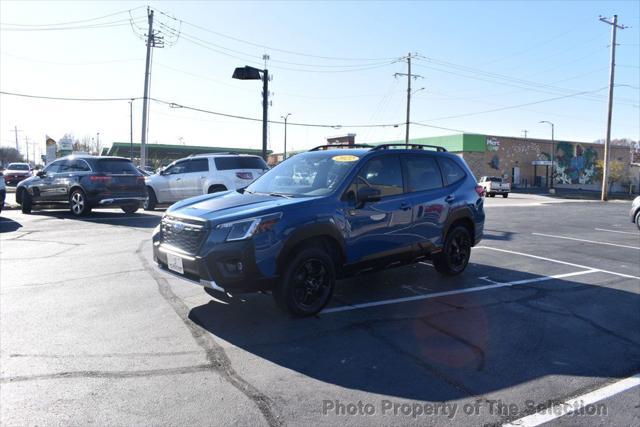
143 153 268 210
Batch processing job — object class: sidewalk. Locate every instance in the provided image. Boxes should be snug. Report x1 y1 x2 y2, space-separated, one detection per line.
511 186 637 201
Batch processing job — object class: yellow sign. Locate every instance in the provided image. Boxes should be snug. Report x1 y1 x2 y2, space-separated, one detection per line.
332 155 359 162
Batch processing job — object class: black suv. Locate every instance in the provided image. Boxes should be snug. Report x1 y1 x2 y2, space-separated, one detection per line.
16 155 146 216
153 143 485 316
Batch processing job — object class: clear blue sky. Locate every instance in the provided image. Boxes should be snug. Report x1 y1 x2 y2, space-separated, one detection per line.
1 0 638 159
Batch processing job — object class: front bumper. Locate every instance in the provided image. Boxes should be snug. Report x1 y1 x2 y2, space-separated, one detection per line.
152 238 276 293
4 176 29 185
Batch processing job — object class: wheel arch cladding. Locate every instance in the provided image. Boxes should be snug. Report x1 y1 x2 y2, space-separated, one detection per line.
445 211 475 242
276 223 347 276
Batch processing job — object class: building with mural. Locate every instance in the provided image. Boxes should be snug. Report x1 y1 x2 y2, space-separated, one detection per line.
376 134 635 192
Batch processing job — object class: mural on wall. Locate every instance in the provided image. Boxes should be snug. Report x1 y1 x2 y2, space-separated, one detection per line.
555 142 598 184
489 154 500 170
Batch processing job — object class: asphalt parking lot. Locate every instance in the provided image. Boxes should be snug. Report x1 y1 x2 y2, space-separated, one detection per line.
1 194 639 426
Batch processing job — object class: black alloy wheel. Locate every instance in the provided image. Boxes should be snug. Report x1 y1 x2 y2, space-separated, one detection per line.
273 246 335 317
433 225 472 276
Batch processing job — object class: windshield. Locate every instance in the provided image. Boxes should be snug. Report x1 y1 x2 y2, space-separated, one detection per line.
8 163 29 170
246 151 361 196
95 159 140 175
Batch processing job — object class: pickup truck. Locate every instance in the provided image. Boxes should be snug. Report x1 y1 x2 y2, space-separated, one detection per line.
478 176 510 198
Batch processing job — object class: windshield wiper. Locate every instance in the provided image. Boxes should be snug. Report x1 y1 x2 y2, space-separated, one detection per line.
269 192 292 198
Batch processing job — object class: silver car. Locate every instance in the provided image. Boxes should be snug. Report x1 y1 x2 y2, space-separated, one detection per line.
631 196 640 231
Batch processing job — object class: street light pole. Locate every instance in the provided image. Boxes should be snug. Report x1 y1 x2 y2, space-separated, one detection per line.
281 113 291 161
129 99 134 161
232 65 270 161
539 121 555 190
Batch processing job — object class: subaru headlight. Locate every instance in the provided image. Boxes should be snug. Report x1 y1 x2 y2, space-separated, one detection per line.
216 212 282 241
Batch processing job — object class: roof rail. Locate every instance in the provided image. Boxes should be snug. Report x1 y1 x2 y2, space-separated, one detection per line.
309 143 373 151
188 152 240 157
371 143 447 152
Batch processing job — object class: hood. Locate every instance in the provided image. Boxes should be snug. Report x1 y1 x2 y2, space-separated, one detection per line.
167 190 316 223
5 169 31 174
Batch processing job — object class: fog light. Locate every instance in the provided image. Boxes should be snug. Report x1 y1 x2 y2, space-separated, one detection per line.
223 260 244 274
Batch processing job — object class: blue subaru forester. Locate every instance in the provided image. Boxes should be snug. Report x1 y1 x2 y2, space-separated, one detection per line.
152 143 485 316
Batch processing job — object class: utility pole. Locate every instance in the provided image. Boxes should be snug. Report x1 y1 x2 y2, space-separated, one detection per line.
262 69 269 161
599 14 626 201
140 7 163 168
24 136 29 163
11 126 22 152
129 99 134 161
281 113 291 161
96 132 100 156
395 53 423 146
521 130 528 138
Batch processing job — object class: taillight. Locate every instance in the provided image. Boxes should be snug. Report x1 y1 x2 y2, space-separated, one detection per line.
137 176 145 183
236 172 253 180
475 185 485 197
90 175 111 182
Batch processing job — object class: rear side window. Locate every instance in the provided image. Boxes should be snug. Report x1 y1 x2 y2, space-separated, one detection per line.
437 157 466 186
188 158 209 173
404 156 443 192
96 159 140 175
357 156 403 197
214 156 268 171
68 160 91 172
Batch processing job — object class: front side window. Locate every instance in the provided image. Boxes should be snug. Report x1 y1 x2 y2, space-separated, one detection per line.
165 160 188 175
246 151 360 197
437 157 466 186
44 161 62 174
404 156 443 192
56 160 71 173
356 156 403 197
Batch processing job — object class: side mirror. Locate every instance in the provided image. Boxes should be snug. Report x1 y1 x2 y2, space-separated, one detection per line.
357 187 381 205
37 170 46 178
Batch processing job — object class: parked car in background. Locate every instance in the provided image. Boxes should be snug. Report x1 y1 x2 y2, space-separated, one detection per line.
16 155 146 216
630 196 640 231
0 174 5 213
479 176 510 198
152 143 485 316
143 153 269 210
3 162 32 186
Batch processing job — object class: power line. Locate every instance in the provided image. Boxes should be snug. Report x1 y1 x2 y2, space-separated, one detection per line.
0 18 143 32
0 6 145 27
0 90 138 101
414 87 610 122
153 7 396 62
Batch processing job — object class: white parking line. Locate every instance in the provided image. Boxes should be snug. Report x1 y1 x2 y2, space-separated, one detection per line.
477 246 640 280
322 269 598 314
531 232 640 250
595 228 639 236
502 373 640 427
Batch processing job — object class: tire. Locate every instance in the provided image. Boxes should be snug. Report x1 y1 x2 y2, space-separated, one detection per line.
433 225 472 276
208 185 227 194
635 211 640 231
20 189 32 214
502 193 508 198
143 187 157 211
69 189 91 216
273 245 336 317
489 193 495 197
122 204 139 214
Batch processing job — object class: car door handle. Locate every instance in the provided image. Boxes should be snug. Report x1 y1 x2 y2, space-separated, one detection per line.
445 195 455 203
400 202 411 211
175 178 181 181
